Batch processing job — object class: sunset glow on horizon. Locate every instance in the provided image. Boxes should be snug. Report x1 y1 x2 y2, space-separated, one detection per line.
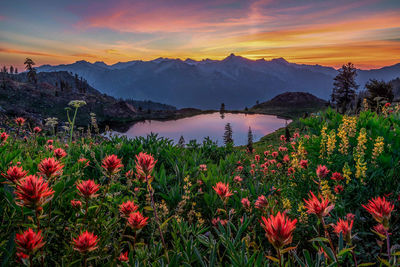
1 0 399 70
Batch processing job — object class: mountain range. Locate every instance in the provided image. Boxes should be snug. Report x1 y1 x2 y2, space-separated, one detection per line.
37 54 400 109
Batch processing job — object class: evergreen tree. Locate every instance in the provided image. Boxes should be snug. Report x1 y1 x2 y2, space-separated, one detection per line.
331 62 358 113
365 79 394 111
223 123 233 146
247 127 253 153
24 58 37 84
15 67 18 74
178 135 185 148
9 66 14 74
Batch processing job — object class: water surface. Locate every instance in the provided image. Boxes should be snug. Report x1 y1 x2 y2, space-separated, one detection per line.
120 112 289 146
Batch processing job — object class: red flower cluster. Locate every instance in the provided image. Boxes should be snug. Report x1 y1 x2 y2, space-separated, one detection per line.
33 127 42 134
255 195 269 211
102 154 123 175
127 211 149 230
316 165 330 178
213 182 233 201
304 191 334 218
72 231 98 253
76 180 100 199
212 217 228 227
135 152 157 181
53 148 67 159
118 251 129 262
333 218 353 242
241 198 251 209
119 200 139 218
261 212 297 249
1 132 9 143
15 228 45 254
15 175 54 210
15 117 26 126
331 172 344 181
38 157 64 179
2 165 28 183
362 196 394 228
71 199 82 209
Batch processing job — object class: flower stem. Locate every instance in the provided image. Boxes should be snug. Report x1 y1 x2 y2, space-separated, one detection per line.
321 218 340 266
146 180 169 262
386 230 391 261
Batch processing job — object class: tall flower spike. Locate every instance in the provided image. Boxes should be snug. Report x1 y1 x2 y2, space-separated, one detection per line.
261 212 297 250
15 228 45 254
72 231 98 253
127 211 149 230
2 165 28 184
76 180 100 199
213 182 233 201
15 175 54 210
362 196 394 228
38 157 64 180
102 154 123 175
304 191 334 218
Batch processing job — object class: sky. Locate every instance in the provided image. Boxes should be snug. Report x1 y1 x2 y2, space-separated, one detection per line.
1 0 400 70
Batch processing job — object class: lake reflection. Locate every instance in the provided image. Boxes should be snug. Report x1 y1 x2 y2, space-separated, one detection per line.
121 112 289 146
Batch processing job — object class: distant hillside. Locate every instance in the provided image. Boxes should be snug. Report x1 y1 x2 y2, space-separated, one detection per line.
0 71 139 126
250 92 327 118
37 54 400 109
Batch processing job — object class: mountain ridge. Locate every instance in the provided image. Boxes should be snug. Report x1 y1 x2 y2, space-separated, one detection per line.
37 54 400 109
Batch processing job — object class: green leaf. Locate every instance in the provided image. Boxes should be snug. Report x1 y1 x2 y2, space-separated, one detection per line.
310 237 329 243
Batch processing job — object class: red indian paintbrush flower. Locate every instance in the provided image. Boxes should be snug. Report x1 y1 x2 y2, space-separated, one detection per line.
213 182 233 201
261 211 297 250
125 169 134 179
15 228 45 254
71 199 82 209
241 198 251 209
33 127 42 134
2 165 28 183
316 165 330 178
255 195 269 211
372 224 390 239
118 251 129 262
16 252 29 262
119 200 139 218
72 231 98 253
333 218 353 243
1 132 9 143
76 180 100 199
212 217 228 227
77 158 90 168
304 191 334 218
15 117 26 126
127 211 149 230
15 175 54 210
135 152 157 181
53 148 67 159
362 196 394 228
102 154 123 175
38 157 64 179
331 172 344 181
299 159 308 169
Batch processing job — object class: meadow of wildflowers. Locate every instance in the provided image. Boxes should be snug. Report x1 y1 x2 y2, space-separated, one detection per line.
0 105 399 266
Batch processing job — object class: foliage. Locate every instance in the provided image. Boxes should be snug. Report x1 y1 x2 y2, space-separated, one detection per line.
1 105 400 266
